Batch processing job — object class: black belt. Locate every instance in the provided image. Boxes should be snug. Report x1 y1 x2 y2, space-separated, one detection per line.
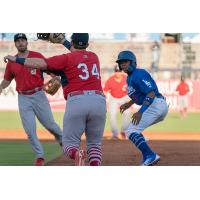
156 95 166 100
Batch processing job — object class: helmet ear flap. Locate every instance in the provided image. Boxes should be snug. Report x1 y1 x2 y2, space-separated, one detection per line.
115 65 121 72
118 64 122 71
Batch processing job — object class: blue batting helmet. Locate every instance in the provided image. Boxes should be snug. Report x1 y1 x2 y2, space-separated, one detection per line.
116 50 137 72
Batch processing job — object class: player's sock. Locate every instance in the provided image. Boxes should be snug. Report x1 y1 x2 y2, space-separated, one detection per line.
87 146 102 166
63 146 79 159
129 132 155 159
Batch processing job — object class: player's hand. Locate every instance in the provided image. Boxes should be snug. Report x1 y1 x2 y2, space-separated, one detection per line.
131 112 142 125
120 102 131 114
4 55 16 63
0 86 3 95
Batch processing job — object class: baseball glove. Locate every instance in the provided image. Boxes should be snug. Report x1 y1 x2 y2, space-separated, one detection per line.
43 77 61 96
37 33 66 44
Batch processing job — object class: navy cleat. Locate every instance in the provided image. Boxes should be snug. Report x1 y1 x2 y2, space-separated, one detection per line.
141 154 160 166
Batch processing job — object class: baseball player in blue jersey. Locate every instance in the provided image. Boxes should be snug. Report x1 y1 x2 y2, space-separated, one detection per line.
117 50 168 166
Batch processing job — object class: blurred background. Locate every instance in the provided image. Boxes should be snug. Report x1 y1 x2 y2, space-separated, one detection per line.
1 33 200 112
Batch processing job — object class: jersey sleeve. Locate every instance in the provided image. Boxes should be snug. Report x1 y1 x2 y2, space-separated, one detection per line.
136 70 154 95
33 52 46 59
4 63 14 81
46 54 69 70
103 78 111 92
176 84 180 91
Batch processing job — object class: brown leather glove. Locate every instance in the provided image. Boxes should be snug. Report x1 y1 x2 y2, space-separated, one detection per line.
37 33 66 44
43 77 61 96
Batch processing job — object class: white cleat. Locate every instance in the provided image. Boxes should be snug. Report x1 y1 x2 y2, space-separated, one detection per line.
141 154 160 166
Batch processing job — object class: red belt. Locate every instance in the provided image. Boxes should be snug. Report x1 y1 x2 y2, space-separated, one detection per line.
68 90 105 98
18 87 42 95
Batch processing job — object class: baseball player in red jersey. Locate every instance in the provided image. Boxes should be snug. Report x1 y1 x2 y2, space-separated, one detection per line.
104 66 131 139
4 33 107 166
0 33 63 166
176 76 190 118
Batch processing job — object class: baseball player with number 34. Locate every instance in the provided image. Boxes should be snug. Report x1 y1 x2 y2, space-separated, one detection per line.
4 33 107 166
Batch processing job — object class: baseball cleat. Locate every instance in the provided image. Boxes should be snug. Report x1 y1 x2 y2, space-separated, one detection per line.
111 136 120 140
34 158 45 166
54 136 62 147
120 132 126 139
141 154 160 166
59 142 63 147
75 150 86 166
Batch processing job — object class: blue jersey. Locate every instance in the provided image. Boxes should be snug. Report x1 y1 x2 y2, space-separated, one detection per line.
127 68 162 105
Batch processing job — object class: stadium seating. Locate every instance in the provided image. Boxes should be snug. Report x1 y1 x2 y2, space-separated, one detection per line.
1 40 200 80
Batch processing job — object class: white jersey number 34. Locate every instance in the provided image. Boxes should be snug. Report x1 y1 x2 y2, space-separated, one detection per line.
77 63 100 80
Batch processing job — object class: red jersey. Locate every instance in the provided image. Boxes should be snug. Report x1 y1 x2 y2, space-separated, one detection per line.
46 50 103 99
176 81 189 96
104 74 127 98
4 51 45 91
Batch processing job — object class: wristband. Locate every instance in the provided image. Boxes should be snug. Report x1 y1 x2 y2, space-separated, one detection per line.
16 57 25 65
138 96 154 113
63 40 71 50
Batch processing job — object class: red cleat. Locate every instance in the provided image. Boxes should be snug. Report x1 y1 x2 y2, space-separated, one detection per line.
34 158 45 166
111 136 119 140
75 150 86 166
120 132 126 139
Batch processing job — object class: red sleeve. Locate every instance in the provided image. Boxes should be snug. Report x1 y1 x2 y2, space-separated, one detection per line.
34 52 45 59
46 54 69 70
176 84 179 91
4 63 14 81
104 77 111 92
29 51 46 59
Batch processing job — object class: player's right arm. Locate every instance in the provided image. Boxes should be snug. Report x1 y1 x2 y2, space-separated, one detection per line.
0 79 11 95
120 99 134 114
176 84 179 91
103 78 111 94
4 54 68 71
0 62 14 94
4 55 48 69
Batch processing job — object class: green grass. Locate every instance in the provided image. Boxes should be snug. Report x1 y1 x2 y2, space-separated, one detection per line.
106 112 200 133
0 141 62 166
0 111 64 130
0 111 200 165
147 112 200 132
0 111 200 132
